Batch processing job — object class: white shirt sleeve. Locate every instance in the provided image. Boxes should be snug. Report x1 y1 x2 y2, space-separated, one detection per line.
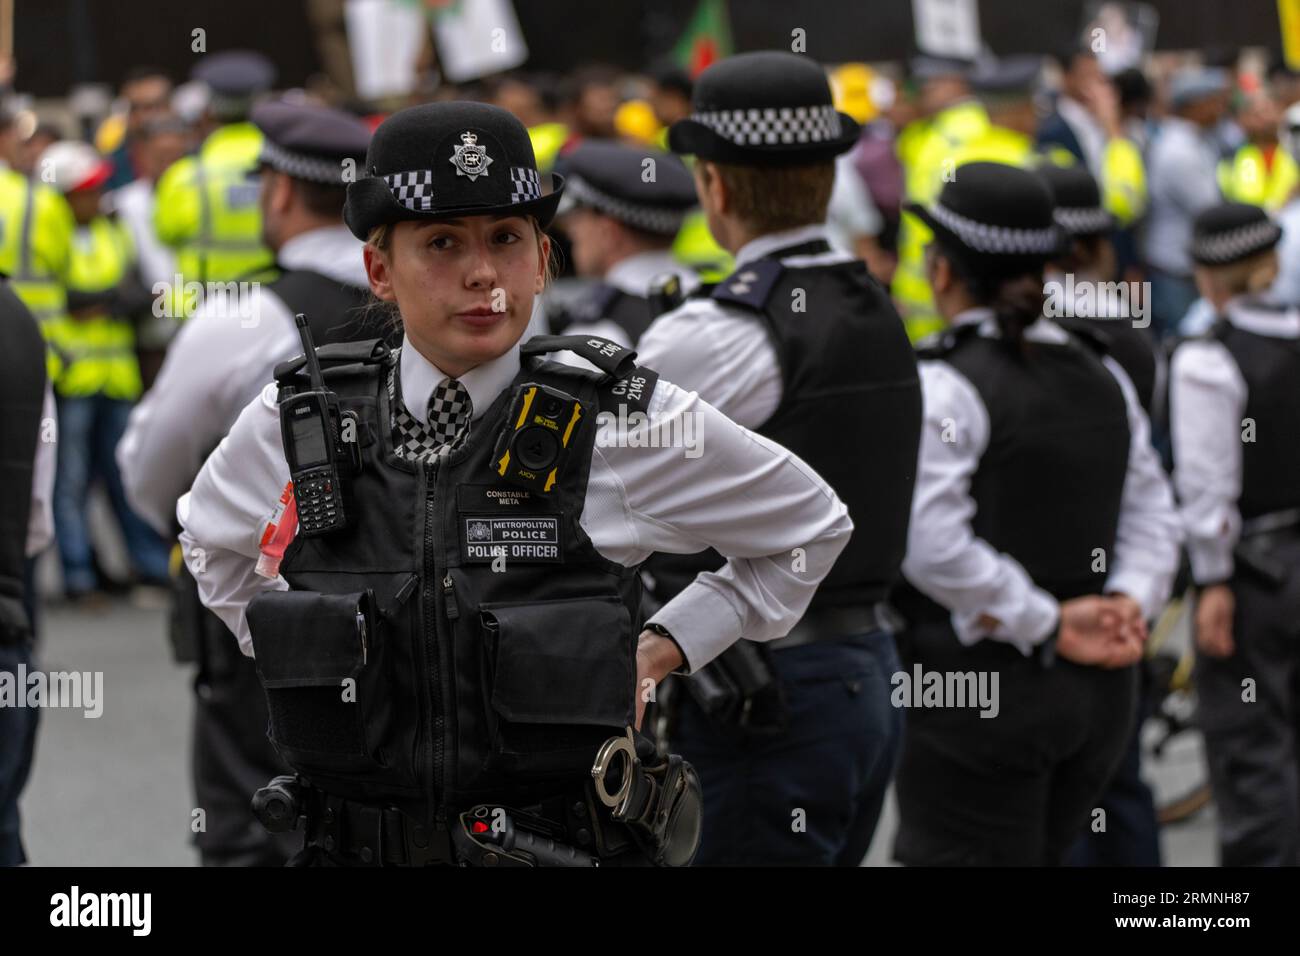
1100 356 1183 617
636 299 783 429
177 382 291 655
583 378 853 672
119 289 297 535
25 382 57 557
1170 339 1245 584
900 360 1060 654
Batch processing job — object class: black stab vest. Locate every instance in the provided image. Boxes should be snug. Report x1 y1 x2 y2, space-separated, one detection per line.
1210 319 1300 519
551 282 657 345
248 338 651 823
268 268 400 348
0 283 46 640
897 323 1131 628
647 240 922 611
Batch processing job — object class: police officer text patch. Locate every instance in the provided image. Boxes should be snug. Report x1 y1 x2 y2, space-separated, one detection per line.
462 515 562 563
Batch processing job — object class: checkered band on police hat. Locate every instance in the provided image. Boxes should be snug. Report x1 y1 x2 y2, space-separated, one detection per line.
927 202 1062 255
690 103 843 147
564 173 688 235
382 170 435 213
509 166 541 203
260 140 354 185
1191 219 1283 265
1053 205 1112 237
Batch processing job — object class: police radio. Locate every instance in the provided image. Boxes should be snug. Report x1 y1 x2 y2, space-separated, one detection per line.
279 314 361 536
492 383 586 495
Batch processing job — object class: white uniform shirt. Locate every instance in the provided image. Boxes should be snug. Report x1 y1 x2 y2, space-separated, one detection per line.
638 223 854 428
903 309 1182 654
119 225 368 534
26 383 57 556
559 249 700 349
175 334 853 673
1170 295 1300 583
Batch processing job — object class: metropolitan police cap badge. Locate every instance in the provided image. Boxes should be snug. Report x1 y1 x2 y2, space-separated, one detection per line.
450 130 493 181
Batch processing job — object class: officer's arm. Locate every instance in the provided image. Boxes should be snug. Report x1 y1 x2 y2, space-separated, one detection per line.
599 377 852 673
1169 340 1245 586
900 360 1060 654
636 301 782 429
177 383 291 655
1101 356 1183 617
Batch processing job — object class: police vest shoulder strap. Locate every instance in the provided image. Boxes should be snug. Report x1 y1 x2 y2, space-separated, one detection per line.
1056 318 1113 357
520 333 638 379
709 257 785 313
273 338 392 387
520 337 660 419
914 321 981 360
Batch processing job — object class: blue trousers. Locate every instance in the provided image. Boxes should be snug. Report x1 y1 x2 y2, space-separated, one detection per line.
53 394 170 592
0 638 39 865
672 631 903 865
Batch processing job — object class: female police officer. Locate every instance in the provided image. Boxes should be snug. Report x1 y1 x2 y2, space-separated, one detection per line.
892 162 1181 866
1170 202 1300 865
176 102 852 866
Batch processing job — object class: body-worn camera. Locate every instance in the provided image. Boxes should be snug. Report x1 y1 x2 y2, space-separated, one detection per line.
279 314 362 535
492 383 586 494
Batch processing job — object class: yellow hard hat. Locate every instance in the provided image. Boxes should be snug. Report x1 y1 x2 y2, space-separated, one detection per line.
614 99 663 146
830 63 877 124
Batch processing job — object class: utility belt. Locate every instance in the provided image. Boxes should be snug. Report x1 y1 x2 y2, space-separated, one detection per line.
680 602 897 739
253 728 702 867
1234 506 1300 590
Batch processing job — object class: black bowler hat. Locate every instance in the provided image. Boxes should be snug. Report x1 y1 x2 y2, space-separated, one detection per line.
253 100 372 186
555 140 698 236
344 102 564 240
668 51 861 166
1190 202 1282 266
1037 163 1114 238
905 161 1065 276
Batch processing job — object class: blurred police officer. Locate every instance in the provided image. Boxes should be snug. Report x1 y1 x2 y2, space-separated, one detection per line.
1170 202 1300 865
153 51 278 321
549 139 699 346
0 283 55 866
638 51 922 866
120 100 380 866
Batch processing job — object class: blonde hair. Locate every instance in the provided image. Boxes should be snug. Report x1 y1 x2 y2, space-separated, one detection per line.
1197 249 1279 299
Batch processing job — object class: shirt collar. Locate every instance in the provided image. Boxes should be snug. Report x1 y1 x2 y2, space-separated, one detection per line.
734 223 832 268
398 335 521 428
277 225 369 288
605 249 698 296
1225 294 1300 339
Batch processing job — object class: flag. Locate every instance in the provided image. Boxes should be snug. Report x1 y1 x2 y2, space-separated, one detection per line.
673 0 733 78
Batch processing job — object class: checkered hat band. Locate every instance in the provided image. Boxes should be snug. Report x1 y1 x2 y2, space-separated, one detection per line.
1192 220 1282 264
509 166 541 203
565 174 687 235
1053 206 1111 235
259 140 353 185
382 170 435 212
927 202 1060 255
691 103 842 146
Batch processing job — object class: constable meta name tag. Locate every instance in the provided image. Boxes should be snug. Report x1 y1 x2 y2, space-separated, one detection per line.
458 485 562 564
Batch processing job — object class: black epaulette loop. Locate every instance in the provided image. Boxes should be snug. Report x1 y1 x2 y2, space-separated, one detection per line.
273 338 392 385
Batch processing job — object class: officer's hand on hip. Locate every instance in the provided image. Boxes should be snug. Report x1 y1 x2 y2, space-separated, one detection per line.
1194 584 1236 659
634 630 684 730
1057 595 1133 668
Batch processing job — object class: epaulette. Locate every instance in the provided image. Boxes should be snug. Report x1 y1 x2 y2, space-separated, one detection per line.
709 258 785 312
519 333 659 417
273 338 392 386
914 321 980 359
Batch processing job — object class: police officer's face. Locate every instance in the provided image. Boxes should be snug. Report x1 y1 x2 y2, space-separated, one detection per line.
365 215 548 377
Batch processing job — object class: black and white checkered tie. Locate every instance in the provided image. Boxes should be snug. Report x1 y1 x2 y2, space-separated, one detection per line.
427 378 473 448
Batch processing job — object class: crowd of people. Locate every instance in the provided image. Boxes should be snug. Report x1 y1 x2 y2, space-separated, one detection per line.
1 32 1298 867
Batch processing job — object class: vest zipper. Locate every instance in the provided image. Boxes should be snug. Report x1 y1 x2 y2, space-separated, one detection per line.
443 574 459 620
421 460 446 829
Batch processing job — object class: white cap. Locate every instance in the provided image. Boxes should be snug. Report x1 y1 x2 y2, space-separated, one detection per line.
37 140 113 194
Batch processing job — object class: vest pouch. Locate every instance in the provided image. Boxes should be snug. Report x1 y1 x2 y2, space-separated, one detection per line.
479 596 635 777
247 588 396 778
